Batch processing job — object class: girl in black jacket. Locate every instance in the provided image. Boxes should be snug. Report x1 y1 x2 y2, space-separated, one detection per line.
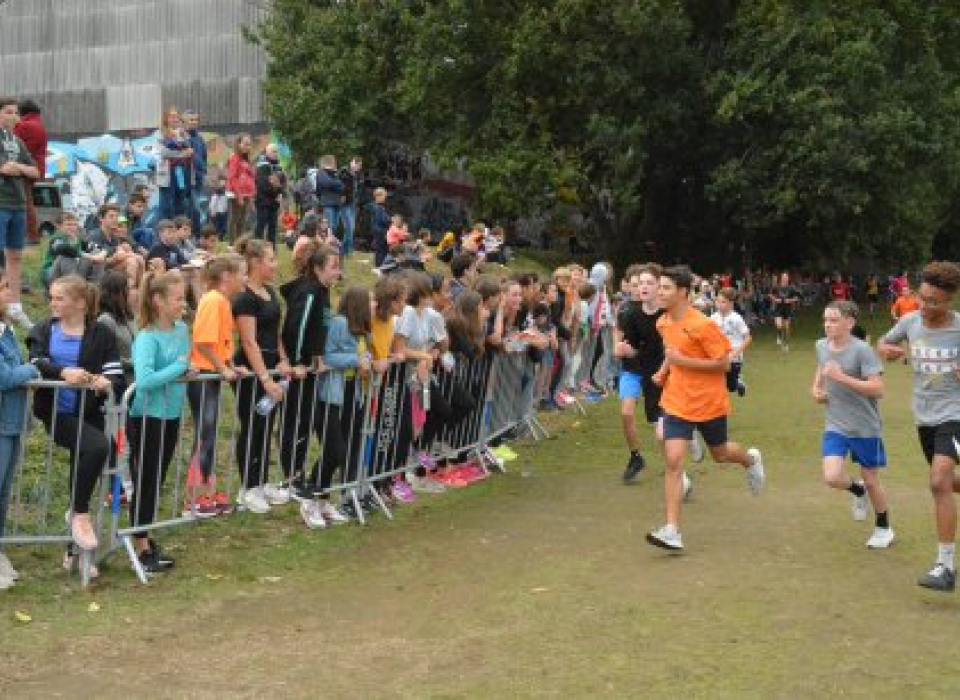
277 241 340 495
27 275 124 552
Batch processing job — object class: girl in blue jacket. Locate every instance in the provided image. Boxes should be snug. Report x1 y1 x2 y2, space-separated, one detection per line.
0 268 40 589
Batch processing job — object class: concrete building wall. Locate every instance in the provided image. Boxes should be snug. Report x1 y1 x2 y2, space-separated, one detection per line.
0 0 267 136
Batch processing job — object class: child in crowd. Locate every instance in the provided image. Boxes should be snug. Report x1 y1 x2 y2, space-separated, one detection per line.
128 270 190 573
43 211 106 286
386 215 409 247
710 288 751 397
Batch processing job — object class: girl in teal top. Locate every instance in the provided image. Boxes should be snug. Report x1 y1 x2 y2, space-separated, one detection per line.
128 270 190 575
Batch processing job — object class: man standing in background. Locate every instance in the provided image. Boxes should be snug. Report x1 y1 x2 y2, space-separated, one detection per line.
13 100 46 250
339 156 363 256
0 98 39 328
182 110 207 236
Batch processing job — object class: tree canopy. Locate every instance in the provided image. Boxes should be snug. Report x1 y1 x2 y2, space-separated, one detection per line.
256 0 960 269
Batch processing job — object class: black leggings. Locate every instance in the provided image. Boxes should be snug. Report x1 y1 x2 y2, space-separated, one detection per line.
234 376 278 490
279 374 318 482
255 204 279 246
46 414 110 515
187 379 221 482
313 382 365 493
127 416 180 534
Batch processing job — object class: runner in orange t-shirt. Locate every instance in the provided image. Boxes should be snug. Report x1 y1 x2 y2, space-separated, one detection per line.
646 265 766 553
890 283 921 321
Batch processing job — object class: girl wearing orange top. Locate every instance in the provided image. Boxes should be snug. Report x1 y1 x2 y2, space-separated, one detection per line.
186 255 247 516
890 282 921 321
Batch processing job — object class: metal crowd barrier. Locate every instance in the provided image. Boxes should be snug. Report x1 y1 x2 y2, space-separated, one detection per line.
0 343 605 587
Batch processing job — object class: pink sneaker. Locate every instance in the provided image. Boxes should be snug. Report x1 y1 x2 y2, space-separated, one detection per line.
392 477 416 503
416 451 437 470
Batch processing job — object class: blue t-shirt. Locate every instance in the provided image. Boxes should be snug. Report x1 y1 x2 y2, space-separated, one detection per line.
50 323 82 414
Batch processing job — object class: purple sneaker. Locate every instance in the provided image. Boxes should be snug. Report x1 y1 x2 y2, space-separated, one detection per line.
392 477 416 503
416 451 437 470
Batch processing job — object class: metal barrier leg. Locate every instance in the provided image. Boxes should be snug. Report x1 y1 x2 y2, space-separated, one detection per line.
122 534 149 585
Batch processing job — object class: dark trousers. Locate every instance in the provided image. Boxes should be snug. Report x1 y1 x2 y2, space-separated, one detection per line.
314 381 364 492
234 375 277 489
255 204 279 246
187 380 221 482
279 374 318 481
127 416 180 533
46 414 110 515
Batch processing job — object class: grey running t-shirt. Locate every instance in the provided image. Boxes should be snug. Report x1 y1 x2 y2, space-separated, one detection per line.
816 337 883 438
883 311 960 426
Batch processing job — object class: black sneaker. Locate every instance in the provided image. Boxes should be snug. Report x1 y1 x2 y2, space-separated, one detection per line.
339 502 359 520
622 453 646 483
360 494 379 513
137 549 168 575
290 479 315 504
148 539 175 570
736 381 746 397
918 564 956 592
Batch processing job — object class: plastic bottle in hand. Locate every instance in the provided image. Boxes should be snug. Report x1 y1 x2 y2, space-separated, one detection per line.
255 379 290 416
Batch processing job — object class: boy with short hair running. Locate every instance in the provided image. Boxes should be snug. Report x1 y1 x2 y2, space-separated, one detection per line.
711 288 751 397
812 300 893 548
878 261 960 591
646 265 765 552
614 263 665 482
770 272 800 351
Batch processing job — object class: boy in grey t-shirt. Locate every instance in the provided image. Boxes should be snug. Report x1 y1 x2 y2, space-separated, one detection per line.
879 261 960 592
812 301 893 549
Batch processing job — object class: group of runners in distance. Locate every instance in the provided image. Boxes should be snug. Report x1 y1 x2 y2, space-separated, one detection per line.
615 260 960 593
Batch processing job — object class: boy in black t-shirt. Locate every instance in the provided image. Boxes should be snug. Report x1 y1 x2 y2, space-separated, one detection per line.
147 219 190 271
614 263 668 483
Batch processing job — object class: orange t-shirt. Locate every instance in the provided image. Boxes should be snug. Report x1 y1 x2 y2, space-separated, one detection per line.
891 295 920 318
657 306 732 422
189 289 236 370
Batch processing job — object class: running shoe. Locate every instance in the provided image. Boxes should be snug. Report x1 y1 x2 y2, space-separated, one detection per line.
851 484 869 521
237 488 271 514
263 482 291 506
918 563 956 592
622 452 646 483
866 527 895 549
646 524 683 551
320 501 350 525
416 451 438 470
392 478 416 503
183 495 219 519
410 475 446 494
299 500 326 529
736 380 747 397
745 448 765 495
491 445 518 461
213 491 234 515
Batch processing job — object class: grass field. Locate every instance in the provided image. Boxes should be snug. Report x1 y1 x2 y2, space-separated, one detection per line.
3 245 960 696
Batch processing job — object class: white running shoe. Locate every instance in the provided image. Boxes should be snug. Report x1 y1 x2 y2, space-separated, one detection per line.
866 527 895 549
646 524 683 551
238 488 271 514
299 500 326 530
320 501 350 525
0 551 18 580
689 431 705 463
851 484 869 521
745 448 765 495
262 483 291 506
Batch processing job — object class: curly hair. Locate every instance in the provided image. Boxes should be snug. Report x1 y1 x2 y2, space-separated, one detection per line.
921 261 960 294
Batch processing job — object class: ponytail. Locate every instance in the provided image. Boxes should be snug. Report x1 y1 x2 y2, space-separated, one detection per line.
140 270 184 327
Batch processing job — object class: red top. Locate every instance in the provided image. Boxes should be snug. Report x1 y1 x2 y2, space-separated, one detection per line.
13 113 47 179
829 281 850 300
226 153 255 201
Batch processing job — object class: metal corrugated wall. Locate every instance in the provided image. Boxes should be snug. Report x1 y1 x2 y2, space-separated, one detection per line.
0 0 268 135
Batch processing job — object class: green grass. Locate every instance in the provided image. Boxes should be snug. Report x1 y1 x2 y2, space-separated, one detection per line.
8 243 959 696
3 302 960 696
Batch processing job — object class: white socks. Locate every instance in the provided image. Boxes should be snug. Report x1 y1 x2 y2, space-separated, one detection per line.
937 543 955 571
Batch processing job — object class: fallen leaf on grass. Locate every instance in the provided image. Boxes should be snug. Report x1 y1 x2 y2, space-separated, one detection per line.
571 421 581 428
14 610 31 623
259 576 282 583
205 573 223 581
531 587 550 593
87 602 100 613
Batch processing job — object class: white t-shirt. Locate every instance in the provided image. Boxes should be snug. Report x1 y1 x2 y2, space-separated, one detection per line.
711 310 750 361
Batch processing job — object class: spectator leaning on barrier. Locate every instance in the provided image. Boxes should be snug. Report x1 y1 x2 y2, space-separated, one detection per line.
12 99 46 246
0 97 40 329
0 267 41 590
127 269 189 575
27 275 124 555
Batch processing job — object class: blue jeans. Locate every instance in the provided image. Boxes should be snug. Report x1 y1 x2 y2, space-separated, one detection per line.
323 205 342 237
340 205 356 255
159 185 191 221
0 434 22 541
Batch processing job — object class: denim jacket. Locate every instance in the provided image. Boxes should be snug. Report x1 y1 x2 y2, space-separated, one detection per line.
318 315 362 406
0 325 39 435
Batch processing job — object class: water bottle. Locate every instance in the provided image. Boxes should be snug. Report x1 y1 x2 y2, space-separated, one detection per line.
421 378 431 412
255 378 290 416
